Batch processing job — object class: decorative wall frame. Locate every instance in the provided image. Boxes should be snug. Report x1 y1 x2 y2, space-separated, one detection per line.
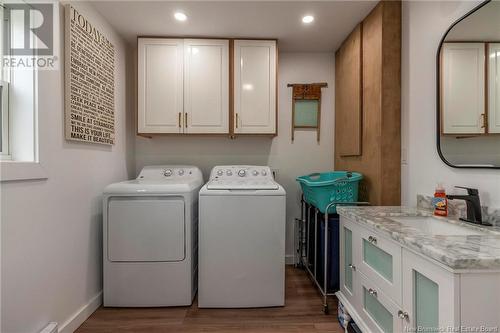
288 83 327 142
65 5 115 145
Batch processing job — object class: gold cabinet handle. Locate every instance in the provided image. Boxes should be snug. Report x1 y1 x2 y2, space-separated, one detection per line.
481 113 486 129
235 113 239 129
185 113 188 128
178 112 182 128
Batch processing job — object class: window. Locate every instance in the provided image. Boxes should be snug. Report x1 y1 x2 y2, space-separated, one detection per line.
0 1 46 181
0 2 10 160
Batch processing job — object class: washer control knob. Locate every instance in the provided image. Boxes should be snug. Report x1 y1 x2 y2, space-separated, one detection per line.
252 170 259 176
226 170 233 176
262 170 267 176
217 170 224 176
178 169 184 176
238 169 246 177
163 169 173 177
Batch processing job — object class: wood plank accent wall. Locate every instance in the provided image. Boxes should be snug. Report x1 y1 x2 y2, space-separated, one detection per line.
334 1 401 206
335 24 362 157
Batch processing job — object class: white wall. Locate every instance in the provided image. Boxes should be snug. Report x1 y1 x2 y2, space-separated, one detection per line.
0 2 134 333
402 1 500 208
135 52 335 260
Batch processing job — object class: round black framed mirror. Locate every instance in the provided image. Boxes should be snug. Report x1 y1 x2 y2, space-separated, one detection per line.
437 0 500 169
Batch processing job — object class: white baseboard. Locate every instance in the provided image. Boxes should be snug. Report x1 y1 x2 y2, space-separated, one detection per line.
285 254 296 265
59 291 102 333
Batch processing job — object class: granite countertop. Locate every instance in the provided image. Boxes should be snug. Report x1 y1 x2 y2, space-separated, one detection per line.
337 206 500 271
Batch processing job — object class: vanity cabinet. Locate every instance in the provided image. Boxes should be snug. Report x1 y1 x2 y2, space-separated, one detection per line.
233 40 277 135
442 43 485 134
489 43 500 134
338 216 463 333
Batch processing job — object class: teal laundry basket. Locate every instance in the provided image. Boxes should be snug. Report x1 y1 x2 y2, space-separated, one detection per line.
296 171 363 213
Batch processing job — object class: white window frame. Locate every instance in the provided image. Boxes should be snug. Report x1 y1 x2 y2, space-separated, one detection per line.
0 80 9 159
0 2 46 181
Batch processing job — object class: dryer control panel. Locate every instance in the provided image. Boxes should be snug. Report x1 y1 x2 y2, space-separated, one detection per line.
207 166 278 190
137 165 203 181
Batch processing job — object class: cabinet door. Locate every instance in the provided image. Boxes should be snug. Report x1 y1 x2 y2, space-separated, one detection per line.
335 24 362 156
184 39 229 134
402 249 459 332
138 38 184 133
442 43 485 134
358 273 403 333
358 226 402 304
489 43 500 133
340 219 359 307
234 40 277 134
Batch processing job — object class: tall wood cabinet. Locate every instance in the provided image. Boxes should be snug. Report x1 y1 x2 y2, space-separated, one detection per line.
137 37 277 136
334 1 401 206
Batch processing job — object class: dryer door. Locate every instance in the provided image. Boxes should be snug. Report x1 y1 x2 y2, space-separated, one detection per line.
107 197 185 262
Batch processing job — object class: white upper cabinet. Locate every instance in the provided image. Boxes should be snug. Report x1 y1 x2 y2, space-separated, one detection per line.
138 38 184 134
184 39 229 134
234 40 277 134
489 43 500 134
138 38 276 136
442 43 485 134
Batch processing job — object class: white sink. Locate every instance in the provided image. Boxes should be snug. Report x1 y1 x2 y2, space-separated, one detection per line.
390 216 488 236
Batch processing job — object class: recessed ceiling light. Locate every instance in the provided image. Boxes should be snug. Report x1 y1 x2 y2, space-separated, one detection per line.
174 12 187 21
302 15 314 24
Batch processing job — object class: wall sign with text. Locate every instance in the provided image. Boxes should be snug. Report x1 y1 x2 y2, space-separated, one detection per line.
65 5 115 145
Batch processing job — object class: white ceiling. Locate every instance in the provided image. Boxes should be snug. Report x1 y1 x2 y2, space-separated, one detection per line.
90 1 378 52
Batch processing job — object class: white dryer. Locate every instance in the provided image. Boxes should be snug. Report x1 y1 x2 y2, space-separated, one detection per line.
103 165 203 307
198 165 286 308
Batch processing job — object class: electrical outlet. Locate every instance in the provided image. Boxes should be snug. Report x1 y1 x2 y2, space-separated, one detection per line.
401 148 408 165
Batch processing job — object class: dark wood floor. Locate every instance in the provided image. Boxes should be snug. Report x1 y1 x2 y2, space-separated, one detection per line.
76 266 342 333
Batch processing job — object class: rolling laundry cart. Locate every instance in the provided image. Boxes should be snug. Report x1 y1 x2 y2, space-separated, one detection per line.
295 171 369 314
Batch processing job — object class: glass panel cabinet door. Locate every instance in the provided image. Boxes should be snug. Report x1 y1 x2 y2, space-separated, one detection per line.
358 273 402 333
340 219 359 309
358 227 402 303
344 227 354 291
402 249 459 332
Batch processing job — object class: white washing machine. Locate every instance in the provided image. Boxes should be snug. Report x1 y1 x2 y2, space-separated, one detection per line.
103 165 203 307
198 165 286 308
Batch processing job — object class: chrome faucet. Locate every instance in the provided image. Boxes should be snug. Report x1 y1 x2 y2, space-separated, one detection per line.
446 186 490 226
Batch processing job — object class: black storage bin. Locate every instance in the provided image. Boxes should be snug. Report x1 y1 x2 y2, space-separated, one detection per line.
316 213 340 293
306 203 317 272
